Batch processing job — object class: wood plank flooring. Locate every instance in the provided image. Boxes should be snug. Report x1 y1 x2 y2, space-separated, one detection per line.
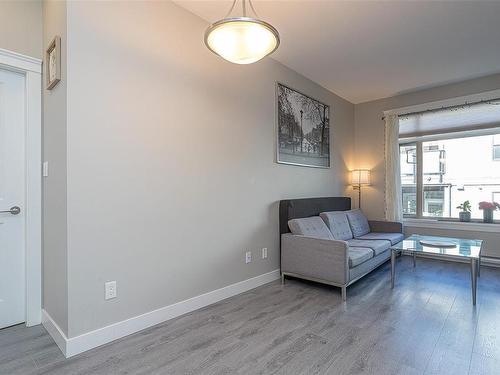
2 257 500 374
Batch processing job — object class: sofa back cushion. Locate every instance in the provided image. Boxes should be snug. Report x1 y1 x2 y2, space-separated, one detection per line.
346 209 371 237
319 211 353 240
288 217 334 240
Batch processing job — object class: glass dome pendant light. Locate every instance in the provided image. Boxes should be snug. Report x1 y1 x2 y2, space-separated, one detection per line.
204 0 280 64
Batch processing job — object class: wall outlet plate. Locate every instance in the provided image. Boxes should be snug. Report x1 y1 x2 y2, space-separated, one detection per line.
245 251 252 264
262 248 268 259
105 281 117 300
42 161 49 177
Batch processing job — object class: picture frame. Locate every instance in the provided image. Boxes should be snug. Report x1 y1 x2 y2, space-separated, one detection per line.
46 36 61 90
276 82 331 168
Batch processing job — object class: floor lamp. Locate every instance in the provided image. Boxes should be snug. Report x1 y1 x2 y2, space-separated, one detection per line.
351 169 371 209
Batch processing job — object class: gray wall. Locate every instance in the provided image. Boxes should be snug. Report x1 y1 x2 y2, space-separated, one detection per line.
42 0 68 335
354 74 500 257
64 1 354 337
0 0 42 58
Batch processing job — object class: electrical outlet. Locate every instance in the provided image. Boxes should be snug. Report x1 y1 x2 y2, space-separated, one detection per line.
42 161 49 177
105 281 117 300
245 251 252 264
262 247 268 259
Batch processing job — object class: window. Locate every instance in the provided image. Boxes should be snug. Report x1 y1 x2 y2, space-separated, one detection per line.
400 132 500 221
494 192 500 202
494 134 500 161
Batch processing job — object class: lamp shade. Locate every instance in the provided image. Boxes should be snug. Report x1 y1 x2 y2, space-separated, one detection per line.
205 17 280 64
351 169 371 185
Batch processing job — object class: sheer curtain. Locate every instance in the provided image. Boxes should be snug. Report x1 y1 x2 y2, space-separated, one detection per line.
384 114 403 221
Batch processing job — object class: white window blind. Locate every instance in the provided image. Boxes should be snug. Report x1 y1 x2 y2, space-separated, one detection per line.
399 100 500 138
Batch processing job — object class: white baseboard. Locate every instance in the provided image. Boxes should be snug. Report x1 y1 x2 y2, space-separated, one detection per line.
41 309 67 355
43 269 280 358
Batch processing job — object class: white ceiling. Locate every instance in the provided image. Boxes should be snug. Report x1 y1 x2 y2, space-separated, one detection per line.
175 0 500 104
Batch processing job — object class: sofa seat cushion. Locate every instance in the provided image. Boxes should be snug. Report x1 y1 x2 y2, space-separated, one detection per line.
288 216 334 240
346 209 371 237
356 232 404 245
319 211 353 241
348 247 374 268
346 239 391 256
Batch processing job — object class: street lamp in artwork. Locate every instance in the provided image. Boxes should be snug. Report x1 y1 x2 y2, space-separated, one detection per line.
300 110 304 153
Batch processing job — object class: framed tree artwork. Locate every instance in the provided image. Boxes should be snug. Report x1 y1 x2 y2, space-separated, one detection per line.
276 83 330 168
46 36 61 90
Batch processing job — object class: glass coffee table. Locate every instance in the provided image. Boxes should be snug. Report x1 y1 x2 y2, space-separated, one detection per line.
390 234 483 305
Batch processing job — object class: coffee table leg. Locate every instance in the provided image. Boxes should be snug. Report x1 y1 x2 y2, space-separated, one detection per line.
478 255 481 277
391 249 396 289
471 258 478 306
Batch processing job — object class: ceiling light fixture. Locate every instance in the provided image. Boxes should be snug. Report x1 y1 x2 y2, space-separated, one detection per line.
204 0 280 65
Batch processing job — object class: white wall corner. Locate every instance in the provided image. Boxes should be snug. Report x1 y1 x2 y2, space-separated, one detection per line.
45 269 280 358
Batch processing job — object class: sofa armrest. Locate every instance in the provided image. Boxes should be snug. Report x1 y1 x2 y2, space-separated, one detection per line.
368 220 403 233
281 233 348 285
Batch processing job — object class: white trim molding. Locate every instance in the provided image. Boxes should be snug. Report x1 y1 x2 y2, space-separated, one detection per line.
0 48 42 327
25 69 42 326
43 269 280 358
404 218 500 233
0 48 42 74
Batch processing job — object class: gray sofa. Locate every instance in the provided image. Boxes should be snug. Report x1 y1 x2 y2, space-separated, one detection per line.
281 209 403 301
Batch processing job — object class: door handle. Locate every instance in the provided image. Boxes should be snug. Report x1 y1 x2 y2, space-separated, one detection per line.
0 206 21 215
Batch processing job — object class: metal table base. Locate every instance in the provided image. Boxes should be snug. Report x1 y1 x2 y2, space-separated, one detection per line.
390 249 480 306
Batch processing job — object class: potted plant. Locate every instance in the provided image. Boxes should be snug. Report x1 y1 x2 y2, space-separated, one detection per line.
456 200 472 222
478 201 500 223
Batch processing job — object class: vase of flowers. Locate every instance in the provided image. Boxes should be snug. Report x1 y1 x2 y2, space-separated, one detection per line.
479 201 499 223
456 200 472 222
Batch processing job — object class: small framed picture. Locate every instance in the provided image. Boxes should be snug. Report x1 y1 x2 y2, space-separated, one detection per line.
46 36 61 90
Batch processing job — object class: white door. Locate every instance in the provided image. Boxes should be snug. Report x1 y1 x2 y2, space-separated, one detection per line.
0 68 26 329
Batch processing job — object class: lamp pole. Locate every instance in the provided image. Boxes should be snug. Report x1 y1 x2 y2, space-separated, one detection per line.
358 182 362 209
352 170 370 210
